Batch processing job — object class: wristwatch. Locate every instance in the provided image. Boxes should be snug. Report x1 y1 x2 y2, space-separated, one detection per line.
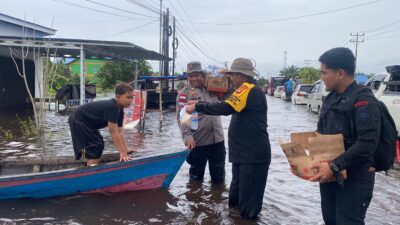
329 162 340 173
329 162 344 187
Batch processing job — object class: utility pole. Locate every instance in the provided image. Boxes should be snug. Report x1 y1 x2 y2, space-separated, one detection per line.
159 0 163 76
163 8 170 79
350 32 364 70
158 0 164 127
172 16 177 90
304 59 313 67
283 51 287 69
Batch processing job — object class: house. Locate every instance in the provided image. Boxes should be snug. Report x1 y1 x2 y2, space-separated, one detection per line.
0 13 169 111
0 12 56 37
67 59 111 77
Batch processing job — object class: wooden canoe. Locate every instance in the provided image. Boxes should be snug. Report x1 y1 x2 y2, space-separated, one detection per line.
0 150 188 199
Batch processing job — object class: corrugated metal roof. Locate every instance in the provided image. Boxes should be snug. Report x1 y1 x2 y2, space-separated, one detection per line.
0 13 56 36
0 36 170 61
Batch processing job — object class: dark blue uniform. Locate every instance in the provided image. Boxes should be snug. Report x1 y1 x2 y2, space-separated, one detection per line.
317 81 381 225
195 80 271 219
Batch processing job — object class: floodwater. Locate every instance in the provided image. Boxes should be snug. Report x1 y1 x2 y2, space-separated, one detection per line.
0 96 399 225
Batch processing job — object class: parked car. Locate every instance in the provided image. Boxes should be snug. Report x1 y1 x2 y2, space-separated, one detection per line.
379 66 400 136
306 80 329 114
365 72 390 99
292 84 313 105
274 86 284 98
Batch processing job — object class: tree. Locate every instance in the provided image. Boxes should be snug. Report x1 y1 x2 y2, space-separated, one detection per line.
257 77 267 86
44 58 71 94
298 67 321 84
96 60 152 90
280 65 300 79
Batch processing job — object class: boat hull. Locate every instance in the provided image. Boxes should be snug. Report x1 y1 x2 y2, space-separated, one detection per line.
0 151 188 199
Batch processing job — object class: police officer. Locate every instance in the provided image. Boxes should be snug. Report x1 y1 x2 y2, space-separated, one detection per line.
186 58 271 219
310 48 380 225
177 61 226 184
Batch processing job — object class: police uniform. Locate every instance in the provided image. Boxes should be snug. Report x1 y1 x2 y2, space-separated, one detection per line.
195 80 271 219
176 86 226 183
317 81 381 225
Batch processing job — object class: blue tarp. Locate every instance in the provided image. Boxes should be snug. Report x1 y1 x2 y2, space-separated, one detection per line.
356 74 368 85
141 74 187 80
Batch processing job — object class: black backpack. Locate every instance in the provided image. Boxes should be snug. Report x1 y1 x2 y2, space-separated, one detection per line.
346 86 398 173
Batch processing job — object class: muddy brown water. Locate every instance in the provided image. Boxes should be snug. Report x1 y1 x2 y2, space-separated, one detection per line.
0 96 399 225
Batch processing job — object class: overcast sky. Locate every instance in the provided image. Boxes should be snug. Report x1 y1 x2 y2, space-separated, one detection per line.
2 0 399 76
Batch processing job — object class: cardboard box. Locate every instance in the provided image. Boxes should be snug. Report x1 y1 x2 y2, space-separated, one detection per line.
279 132 345 181
206 76 229 93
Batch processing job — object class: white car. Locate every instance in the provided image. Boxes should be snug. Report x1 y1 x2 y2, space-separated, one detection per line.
378 66 400 137
365 72 390 99
292 84 313 105
306 80 329 114
274 86 284 98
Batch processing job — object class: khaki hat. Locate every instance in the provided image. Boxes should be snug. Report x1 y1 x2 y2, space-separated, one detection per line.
187 61 204 74
226 58 258 77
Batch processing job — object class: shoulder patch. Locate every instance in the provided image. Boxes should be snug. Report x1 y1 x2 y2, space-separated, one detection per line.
356 106 369 120
224 83 255 112
354 101 369 108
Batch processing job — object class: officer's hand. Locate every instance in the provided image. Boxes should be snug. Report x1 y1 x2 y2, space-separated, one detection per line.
185 138 196 150
186 104 196 114
309 161 333 183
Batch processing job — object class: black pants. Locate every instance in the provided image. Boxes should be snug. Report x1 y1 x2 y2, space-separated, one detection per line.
229 163 269 219
68 111 104 160
320 168 375 225
186 141 226 183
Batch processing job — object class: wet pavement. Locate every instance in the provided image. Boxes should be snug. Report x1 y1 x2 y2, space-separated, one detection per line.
0 95 399 224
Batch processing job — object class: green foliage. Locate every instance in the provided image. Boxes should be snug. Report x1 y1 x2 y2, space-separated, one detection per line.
280 65 301 79
0 127 13 141
298 67 321 84
16 115 37 138
96 60 153 90
44 59 71 93
257 77 267 86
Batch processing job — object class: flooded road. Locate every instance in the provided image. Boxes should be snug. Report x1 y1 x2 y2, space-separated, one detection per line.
0 96 399 224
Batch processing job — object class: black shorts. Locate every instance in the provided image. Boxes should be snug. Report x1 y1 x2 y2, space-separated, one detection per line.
68 112 104 160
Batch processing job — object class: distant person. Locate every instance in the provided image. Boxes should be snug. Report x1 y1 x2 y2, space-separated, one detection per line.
186 58 271 219
68 83 134 166
176 61 226 184
310 47 382 225
285 78 293 97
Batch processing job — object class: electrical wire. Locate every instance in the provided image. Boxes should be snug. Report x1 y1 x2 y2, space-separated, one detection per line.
84 0 158 18
51 0 156 20
189 0 385 26
94 19 159 39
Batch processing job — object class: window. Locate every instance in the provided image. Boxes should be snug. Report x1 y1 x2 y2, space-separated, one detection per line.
93 66 98 74
385 75 400 93
300 85 312 93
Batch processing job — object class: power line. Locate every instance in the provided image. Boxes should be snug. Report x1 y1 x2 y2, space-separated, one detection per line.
55 18 154 25
126 0 159 14
52 0 156 20
366 32 400 40
189 0 384 26
94 19 158 39
360 17 400 33
176 28 222 65
366 24 400 38
175 0 216 61
84 0 158 18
